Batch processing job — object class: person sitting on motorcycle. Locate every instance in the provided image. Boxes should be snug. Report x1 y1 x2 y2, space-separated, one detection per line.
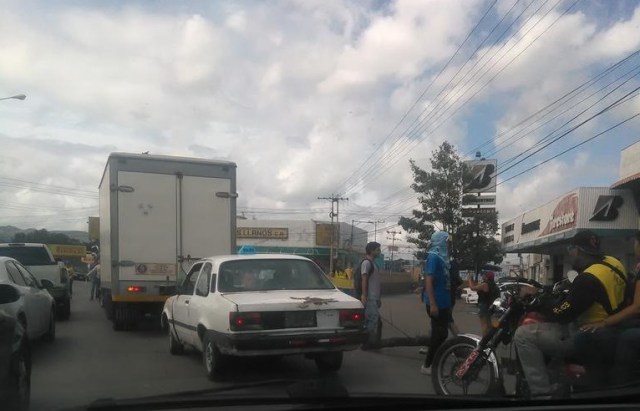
514 230 628 398
578 231 640 387
469 270 499 337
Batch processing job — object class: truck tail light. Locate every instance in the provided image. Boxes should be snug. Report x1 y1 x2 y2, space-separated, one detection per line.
229 312 263 331
339 309 365 328
127 286 146 293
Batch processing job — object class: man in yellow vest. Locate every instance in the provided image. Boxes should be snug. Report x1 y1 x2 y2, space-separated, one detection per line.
514 230 628 398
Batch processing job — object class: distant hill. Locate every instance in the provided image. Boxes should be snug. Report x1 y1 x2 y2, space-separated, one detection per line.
0 226 89 243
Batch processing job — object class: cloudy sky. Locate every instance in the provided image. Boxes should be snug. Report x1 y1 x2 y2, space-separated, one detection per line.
1 0 640 256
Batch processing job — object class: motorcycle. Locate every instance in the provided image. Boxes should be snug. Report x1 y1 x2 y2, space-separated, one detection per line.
431 273 588 398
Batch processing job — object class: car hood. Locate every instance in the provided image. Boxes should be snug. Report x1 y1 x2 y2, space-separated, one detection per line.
221 289 362 312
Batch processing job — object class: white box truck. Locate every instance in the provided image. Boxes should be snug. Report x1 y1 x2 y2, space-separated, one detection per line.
99 153 237 330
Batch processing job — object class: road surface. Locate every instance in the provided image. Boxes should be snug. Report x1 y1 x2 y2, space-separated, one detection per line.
30 282 485 410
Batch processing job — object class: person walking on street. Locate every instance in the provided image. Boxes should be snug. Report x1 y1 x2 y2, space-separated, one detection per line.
419 231 452 375
469 270 499 337
360 242 382 350
87 256 101 301
448 257 462 336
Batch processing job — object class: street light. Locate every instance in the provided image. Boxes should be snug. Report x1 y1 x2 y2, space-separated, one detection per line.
0 94 26 101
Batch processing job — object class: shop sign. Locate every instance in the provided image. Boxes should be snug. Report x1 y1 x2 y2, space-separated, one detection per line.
236 227 288 239
589 195 624 221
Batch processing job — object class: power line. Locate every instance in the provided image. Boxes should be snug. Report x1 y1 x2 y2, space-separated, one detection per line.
466 48 640 157
332 0 500 194
498 84 640 178
498 109 640 186
341 0 573 197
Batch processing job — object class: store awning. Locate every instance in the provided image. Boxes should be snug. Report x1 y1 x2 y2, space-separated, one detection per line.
503 228 637 254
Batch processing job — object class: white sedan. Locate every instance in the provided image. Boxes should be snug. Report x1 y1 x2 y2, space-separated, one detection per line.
0 256 56 342
162 254 366 380
463 288 479 304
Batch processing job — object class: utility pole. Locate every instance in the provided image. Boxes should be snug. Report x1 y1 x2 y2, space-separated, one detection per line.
318 195 348 274
387 230 400 274
373 219 385 242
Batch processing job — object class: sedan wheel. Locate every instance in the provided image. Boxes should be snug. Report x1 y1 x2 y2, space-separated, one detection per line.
169 328 184 355
8 343 30 411
43 309 56 342
203 334 226 381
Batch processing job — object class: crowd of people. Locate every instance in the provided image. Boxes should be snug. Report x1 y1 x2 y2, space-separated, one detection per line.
355 229 640 396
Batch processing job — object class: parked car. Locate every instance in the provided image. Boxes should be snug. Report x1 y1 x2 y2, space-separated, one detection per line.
0 286 31 411
465 291 479 304
0 257 56 342
162 254 366 380
0 243 71 320
461 287 478 304
72 272 88 282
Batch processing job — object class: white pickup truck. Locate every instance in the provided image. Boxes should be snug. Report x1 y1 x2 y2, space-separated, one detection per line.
0 243 71 319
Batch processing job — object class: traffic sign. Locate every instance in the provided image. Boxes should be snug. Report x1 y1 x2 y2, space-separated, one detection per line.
463 195 496 206
462 208 496 218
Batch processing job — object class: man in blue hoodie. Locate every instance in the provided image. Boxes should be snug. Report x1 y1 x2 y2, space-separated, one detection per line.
420 231 452 375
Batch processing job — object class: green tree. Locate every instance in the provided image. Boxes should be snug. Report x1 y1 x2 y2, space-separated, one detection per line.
13 229 80 245
399 141 503 270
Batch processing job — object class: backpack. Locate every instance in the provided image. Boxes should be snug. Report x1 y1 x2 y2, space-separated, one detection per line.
353 258 375 297
488 280 500 302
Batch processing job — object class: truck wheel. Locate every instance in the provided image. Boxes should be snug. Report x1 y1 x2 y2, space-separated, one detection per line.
315 351 343 373
42 309 56 342
203 333 226 381
169 328 184 355
58 298 71 321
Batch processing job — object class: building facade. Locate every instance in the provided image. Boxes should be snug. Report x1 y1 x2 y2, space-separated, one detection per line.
235 219 369 272
501 142 640 284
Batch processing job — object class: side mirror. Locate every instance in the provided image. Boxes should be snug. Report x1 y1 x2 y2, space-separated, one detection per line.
41 279 55 290
0 284 20 304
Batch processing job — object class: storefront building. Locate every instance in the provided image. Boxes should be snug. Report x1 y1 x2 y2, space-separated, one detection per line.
235 219 369 272
502 142 640 284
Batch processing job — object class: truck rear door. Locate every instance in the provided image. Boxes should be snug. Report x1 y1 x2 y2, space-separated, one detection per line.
117 171 178 282
179 176 232 268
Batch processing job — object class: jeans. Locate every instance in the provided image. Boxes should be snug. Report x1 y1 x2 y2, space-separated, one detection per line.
90 279 100 300
424 305 450 368
574 328 619 387
612 328 640 385
513 323 575 395
364 299 380 344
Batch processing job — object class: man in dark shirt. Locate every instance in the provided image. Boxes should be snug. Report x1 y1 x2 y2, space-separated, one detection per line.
514 230 628 397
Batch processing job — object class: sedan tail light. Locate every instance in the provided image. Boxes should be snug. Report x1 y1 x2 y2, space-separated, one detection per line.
229 312 263 331
339 309 365 328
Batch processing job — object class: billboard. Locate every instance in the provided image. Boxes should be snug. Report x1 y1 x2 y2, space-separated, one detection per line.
464 160 497 193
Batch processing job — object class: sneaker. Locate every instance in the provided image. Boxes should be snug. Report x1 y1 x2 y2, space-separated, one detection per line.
418 347 428 355
420 365 431 375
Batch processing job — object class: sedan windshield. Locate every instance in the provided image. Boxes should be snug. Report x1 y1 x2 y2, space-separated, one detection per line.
218 259 334 292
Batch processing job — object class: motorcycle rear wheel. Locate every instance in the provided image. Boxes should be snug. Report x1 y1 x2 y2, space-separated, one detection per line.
432 336 500 396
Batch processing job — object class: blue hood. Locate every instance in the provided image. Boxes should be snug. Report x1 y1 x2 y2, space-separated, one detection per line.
427 231 449 264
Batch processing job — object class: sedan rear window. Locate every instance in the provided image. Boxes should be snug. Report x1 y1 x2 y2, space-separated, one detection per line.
0 246 54 266
218 259 334 293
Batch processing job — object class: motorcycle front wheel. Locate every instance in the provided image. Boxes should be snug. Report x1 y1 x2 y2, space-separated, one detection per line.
432 335 500 396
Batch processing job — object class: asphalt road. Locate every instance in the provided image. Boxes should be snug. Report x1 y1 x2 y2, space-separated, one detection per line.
30 282 485 411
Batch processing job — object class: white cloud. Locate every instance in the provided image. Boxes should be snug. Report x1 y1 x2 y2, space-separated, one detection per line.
0 0 638 239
